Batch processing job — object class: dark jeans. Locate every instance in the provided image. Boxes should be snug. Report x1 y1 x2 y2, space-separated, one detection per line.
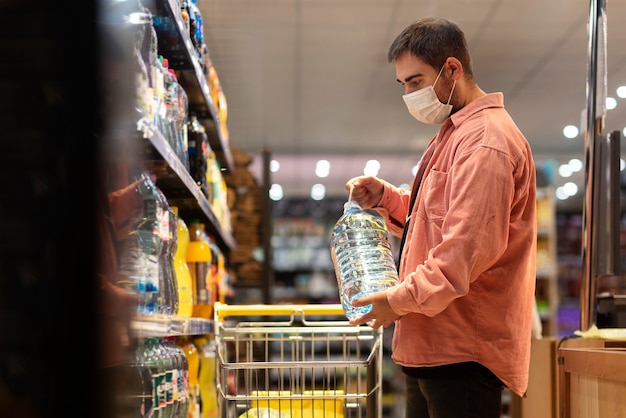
403 362 504 418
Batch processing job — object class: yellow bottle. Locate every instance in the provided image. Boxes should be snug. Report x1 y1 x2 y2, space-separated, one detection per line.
194 336 217 418
177 336 201 418
171 206 194 318
187 220 214 319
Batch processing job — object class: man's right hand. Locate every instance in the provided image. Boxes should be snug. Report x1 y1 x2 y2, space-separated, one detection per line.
346 176 384 209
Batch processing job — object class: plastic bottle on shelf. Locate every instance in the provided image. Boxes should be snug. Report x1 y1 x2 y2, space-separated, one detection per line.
206 234 221 308
163 336 188 418
132 29 152 132
171 206 194 318
129 339 154 418
186 0 198 51
171 69 190 172
156 337 176 418
177 335 201 418
180 0 191 37
153 55 166 136
156 189 178 316
175 340 190 418
117 169 162 316
161 57 176 148
186 115 209 197
144 337 166 417
188 0 204 61
330 200 400 320
194 336 217 418
186 220 214 319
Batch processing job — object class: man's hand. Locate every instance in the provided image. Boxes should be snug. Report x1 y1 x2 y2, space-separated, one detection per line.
348 290 400 328
346 176 384 209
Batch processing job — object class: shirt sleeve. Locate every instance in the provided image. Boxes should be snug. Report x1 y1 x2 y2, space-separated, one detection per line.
373 180 411 238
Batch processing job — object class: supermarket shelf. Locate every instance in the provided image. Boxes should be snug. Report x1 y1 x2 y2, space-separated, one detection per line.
144 128 236 250
150 0 234 173
131 315 213 338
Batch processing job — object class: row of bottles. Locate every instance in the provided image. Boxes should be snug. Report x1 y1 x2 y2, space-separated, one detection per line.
117 168 179 316
179 0 207 70
187 116 229 226
114 165 230 320
130 336 217 418
131 0 230 232
134 2 190 170
187 219 228 319
102 2 231 418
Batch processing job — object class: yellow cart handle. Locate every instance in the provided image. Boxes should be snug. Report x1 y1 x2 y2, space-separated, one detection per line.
213 302 344 322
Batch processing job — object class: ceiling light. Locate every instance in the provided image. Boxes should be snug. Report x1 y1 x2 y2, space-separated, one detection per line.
617 86 626 98
269 184 283 201
270 160 280 172
563 125 579 139
310 183 326 200
558 164 573 178
568 158 583 172
315 159 330 178
364 160 380 176
555 187 569 200
606 97 617 110
563 182 578 196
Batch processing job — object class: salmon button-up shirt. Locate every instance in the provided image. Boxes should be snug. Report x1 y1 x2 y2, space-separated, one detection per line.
375 92 537 397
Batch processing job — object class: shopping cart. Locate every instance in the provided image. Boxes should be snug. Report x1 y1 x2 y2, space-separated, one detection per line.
214 303 384 418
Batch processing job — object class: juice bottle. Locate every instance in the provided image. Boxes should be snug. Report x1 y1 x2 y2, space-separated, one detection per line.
186 220 213 319
178 336 201 418
194 336 217 418
171 206 194 318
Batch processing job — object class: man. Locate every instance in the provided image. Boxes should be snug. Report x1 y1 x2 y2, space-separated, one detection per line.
346 17 537 417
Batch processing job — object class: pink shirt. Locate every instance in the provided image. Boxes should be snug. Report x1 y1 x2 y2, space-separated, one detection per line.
375 92 536 397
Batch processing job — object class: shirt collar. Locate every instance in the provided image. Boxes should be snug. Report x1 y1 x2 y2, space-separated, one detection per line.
448 92 505 128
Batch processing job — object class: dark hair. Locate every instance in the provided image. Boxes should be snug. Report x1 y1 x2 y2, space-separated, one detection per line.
388 17 473 78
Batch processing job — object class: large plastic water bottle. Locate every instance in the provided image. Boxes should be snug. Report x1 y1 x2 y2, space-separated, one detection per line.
117 169 162 316
330 200 400 320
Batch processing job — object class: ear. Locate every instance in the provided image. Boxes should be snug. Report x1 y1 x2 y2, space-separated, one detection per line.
445 57 463 81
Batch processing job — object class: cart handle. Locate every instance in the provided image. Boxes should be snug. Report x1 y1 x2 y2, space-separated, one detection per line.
214 302 345 322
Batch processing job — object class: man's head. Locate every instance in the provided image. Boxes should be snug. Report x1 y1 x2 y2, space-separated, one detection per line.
388 17 473 79
390 17 483 123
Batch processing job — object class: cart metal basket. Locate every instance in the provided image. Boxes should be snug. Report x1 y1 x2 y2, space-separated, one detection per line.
214 303 384 418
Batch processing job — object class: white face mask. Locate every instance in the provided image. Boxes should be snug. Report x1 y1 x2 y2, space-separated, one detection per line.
402 65 456 124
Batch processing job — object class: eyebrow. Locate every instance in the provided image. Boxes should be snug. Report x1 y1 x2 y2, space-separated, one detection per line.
397 73 421 84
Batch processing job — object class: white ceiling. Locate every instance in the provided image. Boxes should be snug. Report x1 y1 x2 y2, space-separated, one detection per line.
197 0 626 210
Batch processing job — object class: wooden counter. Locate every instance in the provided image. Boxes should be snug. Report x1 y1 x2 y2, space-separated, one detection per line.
558 339 626 418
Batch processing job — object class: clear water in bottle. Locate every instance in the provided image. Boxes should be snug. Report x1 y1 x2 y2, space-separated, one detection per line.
117 169 162 316
330 200 399 320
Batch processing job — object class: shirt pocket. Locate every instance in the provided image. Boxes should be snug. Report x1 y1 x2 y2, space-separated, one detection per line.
416 169 447 222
